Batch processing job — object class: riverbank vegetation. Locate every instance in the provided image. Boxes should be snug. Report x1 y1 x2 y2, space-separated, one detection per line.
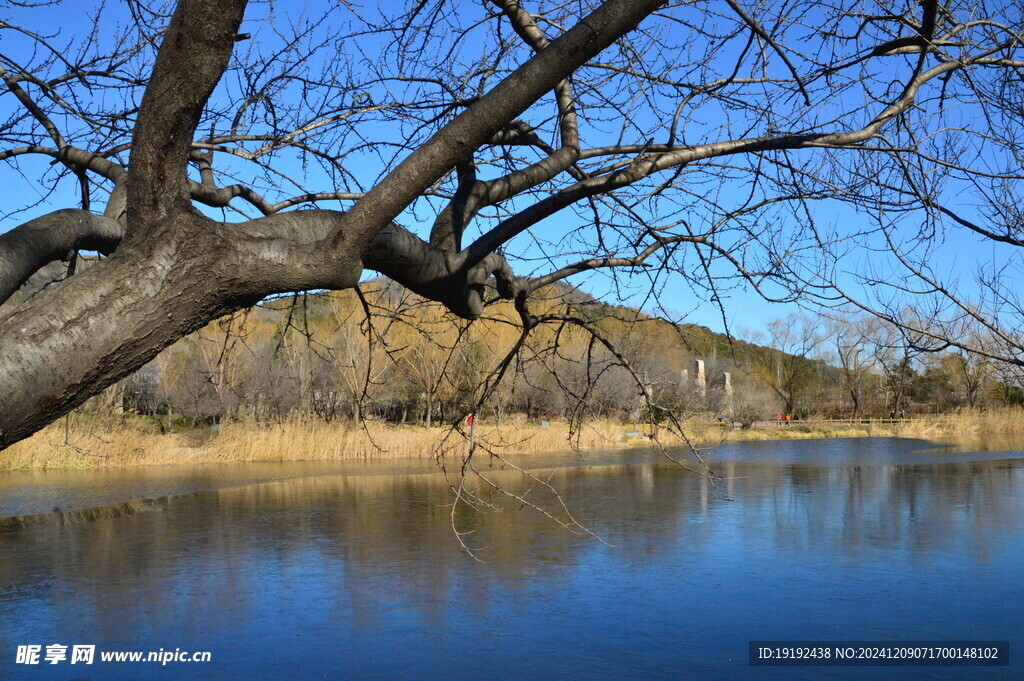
5 408 1023 471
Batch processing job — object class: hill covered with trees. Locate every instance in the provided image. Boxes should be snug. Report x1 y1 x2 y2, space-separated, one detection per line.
66 277 1013 432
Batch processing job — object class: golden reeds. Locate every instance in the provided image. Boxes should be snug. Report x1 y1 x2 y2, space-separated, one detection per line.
891 407 1024 438
2 416 654 470
4 408 1022 471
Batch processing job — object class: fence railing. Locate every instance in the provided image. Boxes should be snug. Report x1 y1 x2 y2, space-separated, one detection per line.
743 417 925 428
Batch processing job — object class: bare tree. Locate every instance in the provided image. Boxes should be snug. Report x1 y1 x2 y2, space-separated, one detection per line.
743 313 823 415
945 342 995 409
1 0 1023 450
821 313 879 418
870 320 921 416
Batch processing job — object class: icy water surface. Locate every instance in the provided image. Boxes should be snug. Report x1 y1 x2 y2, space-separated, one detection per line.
1 437 1022 680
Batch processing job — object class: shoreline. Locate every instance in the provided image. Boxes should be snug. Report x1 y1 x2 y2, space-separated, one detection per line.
3 409 1022 471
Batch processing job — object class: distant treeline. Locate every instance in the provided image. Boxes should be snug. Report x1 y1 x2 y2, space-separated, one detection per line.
77 281 1022 428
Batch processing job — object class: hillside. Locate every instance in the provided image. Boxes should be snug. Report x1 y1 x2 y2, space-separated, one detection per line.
9 257 839 423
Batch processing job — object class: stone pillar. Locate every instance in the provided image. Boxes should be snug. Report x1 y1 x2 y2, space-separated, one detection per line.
720 371 733 415
693 359 706 397
680 369 688 385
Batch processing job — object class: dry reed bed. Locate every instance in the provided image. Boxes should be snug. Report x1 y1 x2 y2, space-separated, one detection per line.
3 408 1022 470
2 417 653 470
889 408 1024 438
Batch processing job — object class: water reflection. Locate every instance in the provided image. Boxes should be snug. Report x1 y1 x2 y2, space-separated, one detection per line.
1 439 1022 680
0 458 439 517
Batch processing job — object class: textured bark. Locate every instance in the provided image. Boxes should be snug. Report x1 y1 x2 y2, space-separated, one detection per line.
127 0 248 226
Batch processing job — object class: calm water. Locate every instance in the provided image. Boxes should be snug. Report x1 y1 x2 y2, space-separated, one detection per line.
1 437 1023 680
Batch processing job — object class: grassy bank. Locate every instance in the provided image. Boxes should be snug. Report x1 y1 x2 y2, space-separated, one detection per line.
2 415 636 470
3 408 1022 470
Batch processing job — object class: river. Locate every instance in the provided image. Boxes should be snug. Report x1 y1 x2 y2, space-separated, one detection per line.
1 437 1021 679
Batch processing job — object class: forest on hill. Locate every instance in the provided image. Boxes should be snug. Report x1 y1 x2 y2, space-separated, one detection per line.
49 274 1019 430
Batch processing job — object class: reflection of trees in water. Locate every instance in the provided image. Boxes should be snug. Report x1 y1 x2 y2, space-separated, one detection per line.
729 460 1024 561
0 466 710 635
0 458 1022 633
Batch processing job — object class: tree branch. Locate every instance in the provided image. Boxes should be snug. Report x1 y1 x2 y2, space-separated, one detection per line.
0 210 124 305
329 0 666 253
127 0 248 223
